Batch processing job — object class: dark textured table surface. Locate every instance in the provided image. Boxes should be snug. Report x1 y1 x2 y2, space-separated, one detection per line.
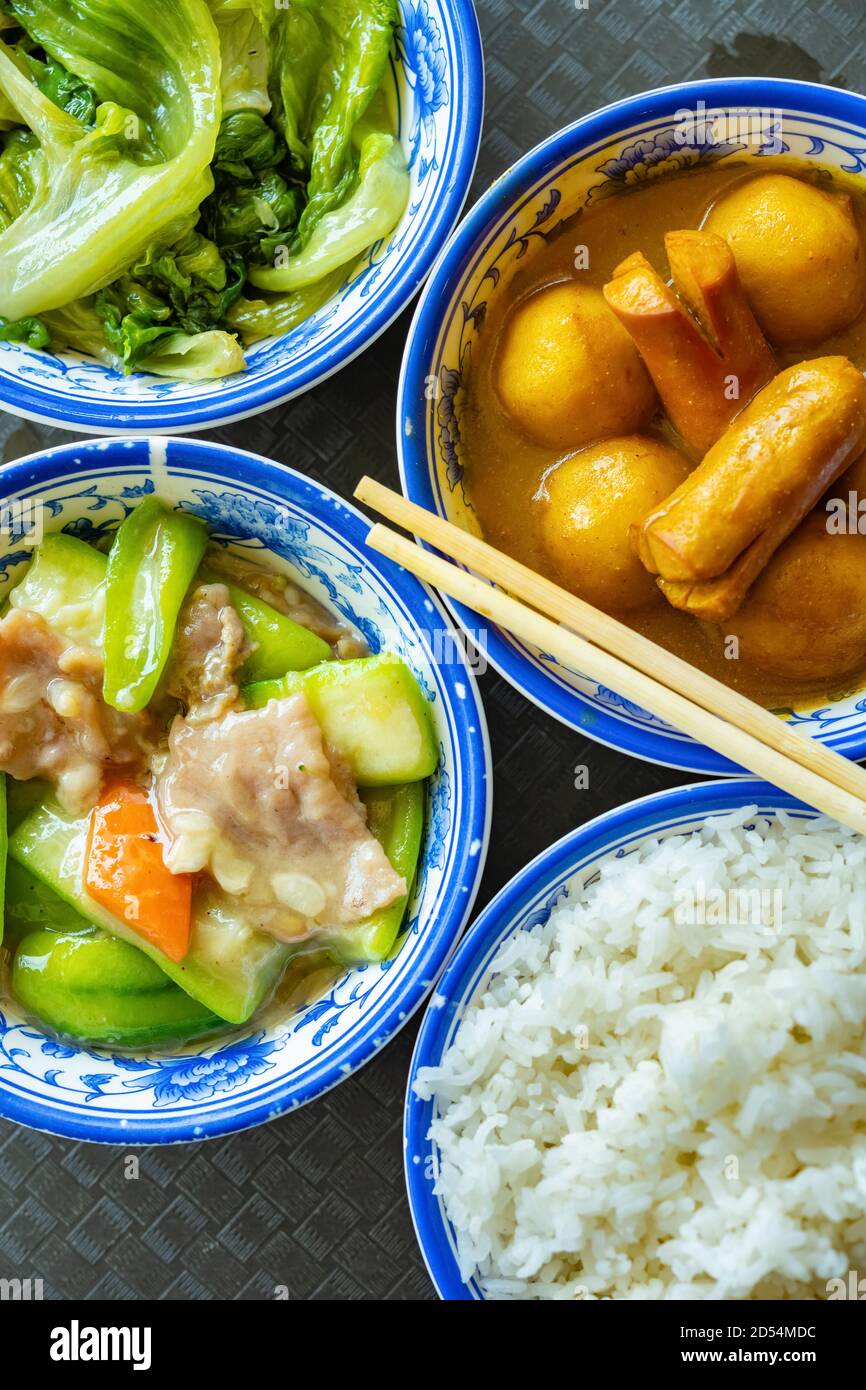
0 0 863 1302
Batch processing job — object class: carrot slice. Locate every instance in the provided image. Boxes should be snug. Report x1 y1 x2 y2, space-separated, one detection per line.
85 781 192 963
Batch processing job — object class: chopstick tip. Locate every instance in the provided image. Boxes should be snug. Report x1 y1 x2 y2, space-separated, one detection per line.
364 521 388 553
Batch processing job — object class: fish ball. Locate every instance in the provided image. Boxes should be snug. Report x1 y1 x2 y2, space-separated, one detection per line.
495 282 657 450
723 513 866 681
706 174 866 347
541 435 690 611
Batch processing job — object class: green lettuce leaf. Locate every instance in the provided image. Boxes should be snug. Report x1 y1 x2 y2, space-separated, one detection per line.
0 125 38 228
0 312 48 346
248 130 407 292
210 0 270 115
5 0 211 151
138 328 244 379
206 0 272 26
93 229 245 372
211 109 284 182
268 0 399 244
44 293 244 379
0 0 221 321
204 168 302 263
24 50 96 124
132 230 246 327
227 266 344 341
41 296 114 362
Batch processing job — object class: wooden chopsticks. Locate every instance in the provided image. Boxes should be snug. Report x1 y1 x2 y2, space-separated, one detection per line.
355 475 866 838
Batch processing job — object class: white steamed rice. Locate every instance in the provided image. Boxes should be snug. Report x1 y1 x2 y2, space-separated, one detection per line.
413 806 866 1300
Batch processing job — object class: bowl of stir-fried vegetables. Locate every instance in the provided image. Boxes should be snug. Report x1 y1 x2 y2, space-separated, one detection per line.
0 436 491 1141
0 0 483 433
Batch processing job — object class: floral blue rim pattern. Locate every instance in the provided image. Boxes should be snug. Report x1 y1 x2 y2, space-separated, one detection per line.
403 777 820 1300
0 437 492 1143
0 1 484 434
398 77 866 774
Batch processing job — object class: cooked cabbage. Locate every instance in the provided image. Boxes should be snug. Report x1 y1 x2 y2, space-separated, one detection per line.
248 132 408 293
0 0 221 319
0 0 408 380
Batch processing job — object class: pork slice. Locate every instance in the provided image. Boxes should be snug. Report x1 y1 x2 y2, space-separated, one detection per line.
0 608 147 814
164 583 253 723
155 693 406 941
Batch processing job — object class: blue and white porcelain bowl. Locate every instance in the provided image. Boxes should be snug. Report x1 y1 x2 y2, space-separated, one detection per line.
0 436 491 1143
399 77 866 774
0 1 483 436
404 778 821 1300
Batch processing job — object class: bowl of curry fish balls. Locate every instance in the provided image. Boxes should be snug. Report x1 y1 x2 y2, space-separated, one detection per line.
399 78 866 772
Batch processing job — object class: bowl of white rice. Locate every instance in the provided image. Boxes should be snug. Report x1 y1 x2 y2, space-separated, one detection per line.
405 779 866 1301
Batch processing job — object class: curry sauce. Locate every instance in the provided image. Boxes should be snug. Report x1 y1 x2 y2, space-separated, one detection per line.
462 159 866 710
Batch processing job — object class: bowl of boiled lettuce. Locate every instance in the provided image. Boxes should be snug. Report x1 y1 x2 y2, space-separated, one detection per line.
0 0 483 434
0 435 491 1142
